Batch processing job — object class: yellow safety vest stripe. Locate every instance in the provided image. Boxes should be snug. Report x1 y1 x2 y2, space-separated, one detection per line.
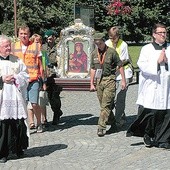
107 39 129 69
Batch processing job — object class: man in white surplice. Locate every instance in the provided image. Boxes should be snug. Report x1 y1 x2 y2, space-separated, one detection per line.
127 23 170 149
137 30 170 109
0 35 29 163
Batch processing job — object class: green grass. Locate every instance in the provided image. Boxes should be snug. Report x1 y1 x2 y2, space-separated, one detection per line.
128 45 142 68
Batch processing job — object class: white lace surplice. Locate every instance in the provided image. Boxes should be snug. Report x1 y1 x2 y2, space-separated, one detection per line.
0 55 29 120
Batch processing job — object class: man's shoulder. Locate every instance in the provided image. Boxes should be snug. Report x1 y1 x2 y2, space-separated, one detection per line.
105 39 111 45
107 46 116 53
142 43 153 49
42 43 57 51
118 39 128 47
42 43 48 50
9 54 19 61
167 42 170 48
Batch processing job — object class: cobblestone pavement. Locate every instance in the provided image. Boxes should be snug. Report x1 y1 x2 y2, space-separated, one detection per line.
1 83 170 170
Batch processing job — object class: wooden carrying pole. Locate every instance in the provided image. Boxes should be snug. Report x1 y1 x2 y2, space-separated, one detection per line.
14 0 17 37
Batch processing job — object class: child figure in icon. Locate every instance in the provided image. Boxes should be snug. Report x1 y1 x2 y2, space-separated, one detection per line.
69 42 88 73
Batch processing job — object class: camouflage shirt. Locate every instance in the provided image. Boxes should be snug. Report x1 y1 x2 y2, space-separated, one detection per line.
90 47 122 77
42 43 58 76
41 43 58 64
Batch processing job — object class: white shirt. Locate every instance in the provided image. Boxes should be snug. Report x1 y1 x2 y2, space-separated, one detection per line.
105 39 133 80
136 43 170 109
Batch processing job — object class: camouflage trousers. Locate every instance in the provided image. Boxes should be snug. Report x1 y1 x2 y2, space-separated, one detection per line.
96 75 116 130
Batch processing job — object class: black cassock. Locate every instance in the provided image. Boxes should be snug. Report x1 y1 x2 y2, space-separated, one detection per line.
126 105 170 147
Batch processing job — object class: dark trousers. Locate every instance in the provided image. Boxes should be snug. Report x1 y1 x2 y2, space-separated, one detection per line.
46 74 63 117
0 119 28 158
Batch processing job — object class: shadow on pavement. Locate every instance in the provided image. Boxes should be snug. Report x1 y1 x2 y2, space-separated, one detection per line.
45 113 137 133
25 144 67 157
117 114 137 132
8 144 67 160
46 113 98 132
130 142 144 146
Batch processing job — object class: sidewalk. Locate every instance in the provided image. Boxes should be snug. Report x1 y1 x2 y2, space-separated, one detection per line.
0 84 170 170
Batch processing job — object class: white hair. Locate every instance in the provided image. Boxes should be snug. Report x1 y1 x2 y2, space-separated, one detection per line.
0 34 11 46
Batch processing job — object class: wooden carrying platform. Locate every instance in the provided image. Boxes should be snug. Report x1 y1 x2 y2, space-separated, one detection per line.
55 78 91 91
55 68 140 91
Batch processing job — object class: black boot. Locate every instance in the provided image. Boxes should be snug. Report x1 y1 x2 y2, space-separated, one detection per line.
106 124 118 134
143 134 153 147
52 113 61 125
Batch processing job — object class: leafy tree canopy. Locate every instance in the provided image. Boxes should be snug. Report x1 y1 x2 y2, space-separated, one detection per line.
0 0 169 42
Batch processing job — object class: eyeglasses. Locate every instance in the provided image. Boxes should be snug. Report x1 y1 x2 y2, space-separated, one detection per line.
155 32 167 35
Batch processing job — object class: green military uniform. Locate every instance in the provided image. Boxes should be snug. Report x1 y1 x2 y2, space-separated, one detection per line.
42 30 63 125
91 47 122 130
41 43 58 76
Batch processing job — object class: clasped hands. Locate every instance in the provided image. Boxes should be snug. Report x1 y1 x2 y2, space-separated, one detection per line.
2 74 15 84
158 48 168 64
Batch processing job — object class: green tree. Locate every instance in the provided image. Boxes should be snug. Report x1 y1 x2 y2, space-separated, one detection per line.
0 1 15 36
0 0 169 42
16 0 74 36
100 0 170 42
0 0 74 37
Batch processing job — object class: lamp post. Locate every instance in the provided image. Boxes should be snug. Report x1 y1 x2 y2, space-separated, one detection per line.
14 0 17 37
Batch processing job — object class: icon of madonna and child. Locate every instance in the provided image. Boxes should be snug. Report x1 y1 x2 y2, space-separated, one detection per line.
69 42 88 73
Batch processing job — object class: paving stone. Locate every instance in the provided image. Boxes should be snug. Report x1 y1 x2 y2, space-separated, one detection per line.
1 84 170 170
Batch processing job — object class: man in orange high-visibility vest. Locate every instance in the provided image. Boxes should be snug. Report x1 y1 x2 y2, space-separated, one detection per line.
11 25 44 133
